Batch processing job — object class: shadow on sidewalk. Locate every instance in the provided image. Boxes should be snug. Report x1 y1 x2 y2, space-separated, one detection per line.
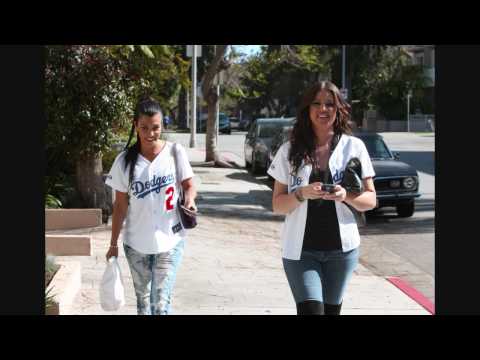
362 215 434 235
197 190 284 222
226 171 275 191
413 198 435 212
370 198 434 215
225 171 264 184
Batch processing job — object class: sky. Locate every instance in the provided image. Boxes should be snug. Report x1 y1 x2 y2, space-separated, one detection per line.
233 45 262 58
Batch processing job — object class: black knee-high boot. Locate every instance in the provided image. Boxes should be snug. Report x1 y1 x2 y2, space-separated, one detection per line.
296 300 324 315
324 302 342 315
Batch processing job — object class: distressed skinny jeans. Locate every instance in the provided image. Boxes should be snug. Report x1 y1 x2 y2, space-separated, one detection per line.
123 240 184 315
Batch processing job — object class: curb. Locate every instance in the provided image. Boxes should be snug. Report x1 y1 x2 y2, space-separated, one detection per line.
387 277 435 314
219 154 243 169
188 148 244 169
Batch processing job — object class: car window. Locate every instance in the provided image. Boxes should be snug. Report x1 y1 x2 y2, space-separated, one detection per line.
247 122 256 138
283 126 292 137
360 137 393 159
270 127 291 154
275 127 291 143
258 122 291 138
219 114 229 125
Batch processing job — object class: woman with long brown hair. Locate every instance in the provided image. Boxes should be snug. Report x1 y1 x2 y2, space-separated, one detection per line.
268 81 377 315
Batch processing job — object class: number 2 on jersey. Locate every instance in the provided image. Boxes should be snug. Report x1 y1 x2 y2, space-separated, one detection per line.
165 186 175 210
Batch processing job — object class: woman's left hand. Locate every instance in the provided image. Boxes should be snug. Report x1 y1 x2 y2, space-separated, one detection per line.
322 184 347 202
183 198 197 212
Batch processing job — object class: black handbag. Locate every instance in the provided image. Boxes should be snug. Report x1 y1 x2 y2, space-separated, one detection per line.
341 157 366 227
173 143 198 229
178 197 197 229
341 157 364 194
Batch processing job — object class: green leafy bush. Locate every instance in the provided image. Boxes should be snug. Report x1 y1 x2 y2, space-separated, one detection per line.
45 255 60 312
45 174 79 208
102 148 120 173
45 194 62 208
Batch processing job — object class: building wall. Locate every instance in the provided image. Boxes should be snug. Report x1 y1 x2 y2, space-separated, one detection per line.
364 114 435 132
403 45 435 87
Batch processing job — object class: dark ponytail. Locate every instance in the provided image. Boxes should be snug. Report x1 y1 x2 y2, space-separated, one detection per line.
124 125 140 192
124 96 163 192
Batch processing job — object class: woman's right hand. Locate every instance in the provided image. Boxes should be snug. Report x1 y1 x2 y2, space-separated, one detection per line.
298 182 328 200
106 246 118 261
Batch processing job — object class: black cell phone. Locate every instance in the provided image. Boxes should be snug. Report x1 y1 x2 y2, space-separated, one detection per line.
321 184 336 193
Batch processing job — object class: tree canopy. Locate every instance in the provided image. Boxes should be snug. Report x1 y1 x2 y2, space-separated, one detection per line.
45 45 190 205
228 45 428 122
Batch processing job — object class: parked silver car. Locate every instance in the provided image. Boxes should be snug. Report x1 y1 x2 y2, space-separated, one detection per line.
266 125 293 174
244 117 295 174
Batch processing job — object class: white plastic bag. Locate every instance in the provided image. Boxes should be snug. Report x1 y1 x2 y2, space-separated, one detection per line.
100 257 125 311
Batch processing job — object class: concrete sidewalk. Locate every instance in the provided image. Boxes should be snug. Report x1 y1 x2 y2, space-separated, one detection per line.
62 147 431 315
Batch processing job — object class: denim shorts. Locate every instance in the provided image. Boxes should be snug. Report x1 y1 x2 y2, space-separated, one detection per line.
282 247 359 305
123 239 184 315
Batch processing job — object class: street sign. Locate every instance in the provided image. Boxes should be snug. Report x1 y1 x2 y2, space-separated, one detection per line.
340 88 348 100
187 45 202 57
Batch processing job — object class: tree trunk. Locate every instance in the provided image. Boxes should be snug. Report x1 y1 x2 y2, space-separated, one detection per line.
177 87 188 129
205 88 219 162
201 45 229 165
76 152 107 210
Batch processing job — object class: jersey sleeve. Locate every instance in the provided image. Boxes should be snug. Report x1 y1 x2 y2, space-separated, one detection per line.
175 143 194 182
105 152 129 193
358 140 376 179
267 142 290 185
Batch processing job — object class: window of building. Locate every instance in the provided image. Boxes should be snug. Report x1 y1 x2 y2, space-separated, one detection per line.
415 54 424 66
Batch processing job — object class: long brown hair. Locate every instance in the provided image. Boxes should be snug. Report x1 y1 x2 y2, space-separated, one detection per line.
289 81 352 174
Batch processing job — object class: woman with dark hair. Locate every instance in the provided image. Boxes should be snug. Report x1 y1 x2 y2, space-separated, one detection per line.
105 97 196 315
267 81 377 315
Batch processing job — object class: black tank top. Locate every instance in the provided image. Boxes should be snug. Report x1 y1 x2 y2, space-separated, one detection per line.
302 168 342 251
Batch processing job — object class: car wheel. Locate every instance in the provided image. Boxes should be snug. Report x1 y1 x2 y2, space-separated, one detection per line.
396 201 415 218
245 154 251 168
251 152 262 175
265 159 272 178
